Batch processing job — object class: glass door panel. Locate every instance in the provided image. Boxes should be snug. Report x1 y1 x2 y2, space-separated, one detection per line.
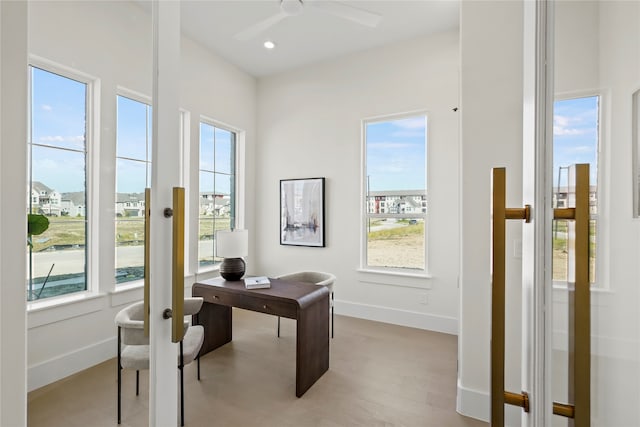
552 1 640 425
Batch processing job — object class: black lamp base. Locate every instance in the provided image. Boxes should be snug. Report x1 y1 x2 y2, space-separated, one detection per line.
220 257 246 281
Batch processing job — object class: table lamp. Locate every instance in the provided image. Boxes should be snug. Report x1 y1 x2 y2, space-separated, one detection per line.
216 229 248 281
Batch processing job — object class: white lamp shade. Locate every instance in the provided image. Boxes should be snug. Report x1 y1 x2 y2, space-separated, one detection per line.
216 229 248 258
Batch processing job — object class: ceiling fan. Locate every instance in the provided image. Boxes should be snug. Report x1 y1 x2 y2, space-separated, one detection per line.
233 0 382 41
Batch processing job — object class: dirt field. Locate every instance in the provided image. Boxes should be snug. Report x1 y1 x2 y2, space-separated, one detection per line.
367 233 424 269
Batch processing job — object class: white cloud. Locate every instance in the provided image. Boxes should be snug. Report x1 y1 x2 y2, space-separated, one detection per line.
38 135 85 145
553 126 589 136
553 114 593 136
392 117 425 130
39 136 65 143
368 141 415 150
41 104 52 112
564 145 592 154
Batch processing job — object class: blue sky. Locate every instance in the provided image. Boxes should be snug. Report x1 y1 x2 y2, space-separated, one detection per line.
31 67 598 195
553 96 599 186
366 116 427 192
31 67 87 193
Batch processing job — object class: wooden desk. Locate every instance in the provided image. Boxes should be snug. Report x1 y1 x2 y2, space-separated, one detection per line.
192 277 330 397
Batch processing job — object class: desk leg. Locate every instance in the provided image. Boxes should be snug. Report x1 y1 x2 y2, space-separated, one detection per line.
296 293 329 397
197 302 232 356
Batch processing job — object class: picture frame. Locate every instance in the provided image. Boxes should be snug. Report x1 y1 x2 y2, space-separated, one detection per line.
280 177 325 247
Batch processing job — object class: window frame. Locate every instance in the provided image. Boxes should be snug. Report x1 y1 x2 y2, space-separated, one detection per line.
360 111 429 276
27 56 101 306
552 90 605 289
197 116 242 274
114 89 153 287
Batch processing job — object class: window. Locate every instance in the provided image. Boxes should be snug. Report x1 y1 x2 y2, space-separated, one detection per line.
552 95 599 284
115 95 152 284
363 114 427 272
198 122 236 268
27 66 89 300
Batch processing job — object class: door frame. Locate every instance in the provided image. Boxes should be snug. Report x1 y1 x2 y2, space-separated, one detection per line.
521 0 554 425
149 1 182 425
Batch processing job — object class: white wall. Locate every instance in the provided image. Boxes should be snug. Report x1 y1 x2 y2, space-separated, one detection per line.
26 1 256 391
254 31 461 334
0 2 28 424
458 1 524 422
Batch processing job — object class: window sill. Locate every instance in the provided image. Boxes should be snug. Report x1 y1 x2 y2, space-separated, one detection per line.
552 283 613 307
27 291 105 329
357 268 432 289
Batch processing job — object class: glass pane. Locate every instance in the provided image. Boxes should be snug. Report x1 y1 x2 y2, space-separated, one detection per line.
552 96 599 285
116 158 147 194
552 219 568 282
200 122 214 171
214 127 234 174
366 116 426 192
365 115 426 270
116 95 150 160
553 3 639 425
28 216 87 300
31 145 86 196
553 96 599 205
198 218 214 268
366 217 425 269
214 172 232 201
115 217 145 284
31 67 86 151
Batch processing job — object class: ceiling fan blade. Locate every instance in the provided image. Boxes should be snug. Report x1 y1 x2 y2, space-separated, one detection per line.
307 1 382 28
234 11 289 41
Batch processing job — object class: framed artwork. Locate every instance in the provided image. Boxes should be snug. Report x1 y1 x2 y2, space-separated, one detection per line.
280 177 325 247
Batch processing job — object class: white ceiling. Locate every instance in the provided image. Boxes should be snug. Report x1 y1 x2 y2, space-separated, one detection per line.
173 1 460 77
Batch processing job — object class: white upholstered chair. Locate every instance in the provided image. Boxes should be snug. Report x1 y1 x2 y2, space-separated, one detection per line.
115 297 204 426
275 271 336 338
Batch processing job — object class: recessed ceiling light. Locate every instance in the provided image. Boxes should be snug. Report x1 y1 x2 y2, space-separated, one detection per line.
263 40 276 50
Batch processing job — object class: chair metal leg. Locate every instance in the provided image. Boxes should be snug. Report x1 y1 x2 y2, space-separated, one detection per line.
117 327 121 424
277 316 281 337
197 354 201 381
135 370 139 396
180 341 184 427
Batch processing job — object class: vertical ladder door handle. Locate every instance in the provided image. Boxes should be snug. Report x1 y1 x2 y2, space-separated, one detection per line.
171 187 185 343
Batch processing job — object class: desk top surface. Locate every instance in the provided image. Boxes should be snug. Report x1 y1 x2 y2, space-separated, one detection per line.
193 277 329 308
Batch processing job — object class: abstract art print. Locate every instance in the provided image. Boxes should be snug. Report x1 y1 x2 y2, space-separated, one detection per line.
280 178 325 247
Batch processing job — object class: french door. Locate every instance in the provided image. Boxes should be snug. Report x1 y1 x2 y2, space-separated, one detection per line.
148 1 184 425
493 1 640 426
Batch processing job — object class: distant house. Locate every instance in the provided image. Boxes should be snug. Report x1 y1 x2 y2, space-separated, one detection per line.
553 185 598 214
115 193 145 217
367 190 427 215
30 181 62 216
200 192 231 216
60 192 86 217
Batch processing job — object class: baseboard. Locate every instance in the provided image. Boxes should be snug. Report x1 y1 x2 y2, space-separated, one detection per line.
28 337 115 392
456 382 489 422
335 300 458 335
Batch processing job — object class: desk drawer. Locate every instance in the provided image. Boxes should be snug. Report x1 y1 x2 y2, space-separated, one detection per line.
202 290 297 319
239 296 296 318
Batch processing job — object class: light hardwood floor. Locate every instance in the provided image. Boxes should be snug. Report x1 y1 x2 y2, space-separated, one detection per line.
28 310 487 427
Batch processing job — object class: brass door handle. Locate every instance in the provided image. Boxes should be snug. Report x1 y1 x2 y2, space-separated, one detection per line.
490 168 531 427
171 187 185 343
552 164 591 425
